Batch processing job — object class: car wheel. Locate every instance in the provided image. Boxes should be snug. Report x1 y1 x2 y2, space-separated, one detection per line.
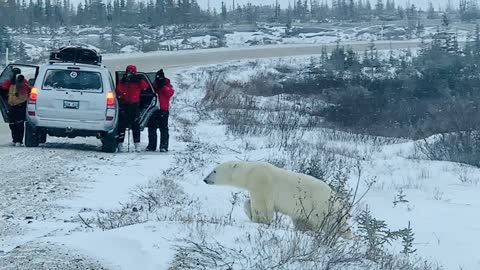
101 129 117 153
39 130 47 144
25 122 39 147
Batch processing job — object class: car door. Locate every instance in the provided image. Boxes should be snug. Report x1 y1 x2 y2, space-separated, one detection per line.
115 71 158 129
0 64 39 123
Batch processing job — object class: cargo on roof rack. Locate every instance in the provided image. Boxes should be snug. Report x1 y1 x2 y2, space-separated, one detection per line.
49 46 102 66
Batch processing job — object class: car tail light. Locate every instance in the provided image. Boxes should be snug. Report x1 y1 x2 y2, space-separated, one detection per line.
29 87 38 103
106 91 115 107
28 111 35 116
106 91 116 121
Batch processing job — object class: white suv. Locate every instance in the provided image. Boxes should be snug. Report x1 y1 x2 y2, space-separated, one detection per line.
0 46 159 152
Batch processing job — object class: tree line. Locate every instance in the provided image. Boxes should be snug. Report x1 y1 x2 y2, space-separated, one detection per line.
0 0 479 30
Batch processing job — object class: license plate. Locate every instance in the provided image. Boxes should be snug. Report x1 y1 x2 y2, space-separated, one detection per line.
63 100 79 109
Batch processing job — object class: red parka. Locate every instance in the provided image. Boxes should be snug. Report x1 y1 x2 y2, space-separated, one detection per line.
116 65 149 104
153 78 174 111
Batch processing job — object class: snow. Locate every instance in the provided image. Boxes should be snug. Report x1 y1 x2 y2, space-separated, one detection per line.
1 53 480 270
120 45 138 54
50 223 177 270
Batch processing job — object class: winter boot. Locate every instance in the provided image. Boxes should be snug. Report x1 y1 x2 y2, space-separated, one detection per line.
117 143 124 153
159 148 168 152
145 146 156 152
134 143 142 152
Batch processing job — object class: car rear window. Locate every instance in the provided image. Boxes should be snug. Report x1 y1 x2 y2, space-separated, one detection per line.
42 69 103 92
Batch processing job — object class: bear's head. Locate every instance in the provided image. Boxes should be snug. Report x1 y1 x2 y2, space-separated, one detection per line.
203 161 240 186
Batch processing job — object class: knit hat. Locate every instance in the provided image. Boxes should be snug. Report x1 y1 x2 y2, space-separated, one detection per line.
155 69 165 80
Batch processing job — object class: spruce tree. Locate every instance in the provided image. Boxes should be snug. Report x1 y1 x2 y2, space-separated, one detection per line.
16 41 30 62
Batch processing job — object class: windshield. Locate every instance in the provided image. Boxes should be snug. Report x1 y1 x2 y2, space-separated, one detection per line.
42 69 103 92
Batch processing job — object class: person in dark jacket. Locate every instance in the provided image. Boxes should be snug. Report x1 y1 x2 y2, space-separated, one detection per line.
146 69 174 152
1 69 31 146
115 64 149 152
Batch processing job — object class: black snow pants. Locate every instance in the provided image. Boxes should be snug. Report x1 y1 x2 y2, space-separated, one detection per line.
8 102 27 144
117 102 141 144
146 110 169 151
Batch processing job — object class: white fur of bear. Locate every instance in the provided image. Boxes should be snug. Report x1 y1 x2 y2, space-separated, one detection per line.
203 161 353 239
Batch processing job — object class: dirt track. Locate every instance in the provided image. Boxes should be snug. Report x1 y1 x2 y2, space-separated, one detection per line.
102 41 421 73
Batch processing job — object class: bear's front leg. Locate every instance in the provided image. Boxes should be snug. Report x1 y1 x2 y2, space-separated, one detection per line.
243 199 253 221
249 193 274 225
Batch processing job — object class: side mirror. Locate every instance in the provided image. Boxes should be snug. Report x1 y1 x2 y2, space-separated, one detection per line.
28 79 35 86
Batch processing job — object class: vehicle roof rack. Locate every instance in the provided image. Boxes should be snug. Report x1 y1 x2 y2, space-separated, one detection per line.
49 46 102 66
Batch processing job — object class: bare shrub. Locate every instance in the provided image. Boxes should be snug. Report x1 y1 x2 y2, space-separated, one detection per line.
176 124 196 143
169 222 442 270
458 166 480 186
131 177 192 211
156 201 236 228
220 108 265 137
242 70 283 96
265 108 306 150
201 71 228 108
287 142 353 186
93 206 145 230
164 152 210 177
266 157 288 169
174 115 197 142
416 132 480 167
90 177 194 230
169 226 367 270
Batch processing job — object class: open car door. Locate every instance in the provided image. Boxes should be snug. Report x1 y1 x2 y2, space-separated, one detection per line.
0 64 39 123
114 71 158 130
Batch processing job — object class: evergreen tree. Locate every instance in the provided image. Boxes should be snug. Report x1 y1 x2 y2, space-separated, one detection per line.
16 41 30 62
274 0 281 22
375 0 383 16
427 1 436 19
399 222 417 256
0 27 12 64
475 23 480 55
165 0 175 24
155 0 166 25
365 0 372 17
221 1 227 22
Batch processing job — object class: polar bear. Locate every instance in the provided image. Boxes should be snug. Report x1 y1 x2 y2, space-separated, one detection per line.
203 161 353 239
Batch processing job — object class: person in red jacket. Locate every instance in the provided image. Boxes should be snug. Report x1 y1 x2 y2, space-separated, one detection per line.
115 64 149 152
1 70 31 146
146 69 174 152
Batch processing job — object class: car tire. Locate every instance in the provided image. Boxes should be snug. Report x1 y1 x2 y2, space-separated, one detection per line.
101 129 117 153
25 122 39 147
39 130 47 144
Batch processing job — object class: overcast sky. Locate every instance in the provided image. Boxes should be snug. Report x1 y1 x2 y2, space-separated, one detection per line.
196 0 458 11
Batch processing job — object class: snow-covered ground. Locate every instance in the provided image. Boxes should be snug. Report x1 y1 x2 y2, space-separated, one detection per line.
1 56 480 270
